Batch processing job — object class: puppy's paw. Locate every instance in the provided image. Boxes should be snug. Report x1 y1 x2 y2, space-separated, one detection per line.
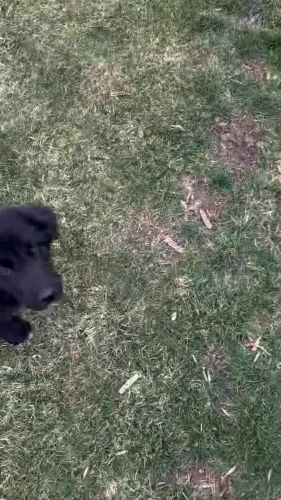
11 317 32 345
0 317 32 345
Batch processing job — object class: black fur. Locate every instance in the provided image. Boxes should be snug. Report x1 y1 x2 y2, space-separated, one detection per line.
0 206 62 344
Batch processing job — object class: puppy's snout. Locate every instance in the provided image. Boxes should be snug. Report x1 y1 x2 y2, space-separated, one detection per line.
39 287 56 305
39 277 62 307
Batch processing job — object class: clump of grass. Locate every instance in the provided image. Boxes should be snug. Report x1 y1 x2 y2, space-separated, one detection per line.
210 170 233 193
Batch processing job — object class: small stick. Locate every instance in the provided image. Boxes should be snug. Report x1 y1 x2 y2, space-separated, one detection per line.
199 208 212 229
163 235 184 254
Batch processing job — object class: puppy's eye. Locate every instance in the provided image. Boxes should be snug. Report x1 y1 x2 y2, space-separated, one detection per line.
0 258 14 270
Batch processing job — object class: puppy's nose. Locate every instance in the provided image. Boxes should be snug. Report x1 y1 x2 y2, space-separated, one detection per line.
39 287 56 305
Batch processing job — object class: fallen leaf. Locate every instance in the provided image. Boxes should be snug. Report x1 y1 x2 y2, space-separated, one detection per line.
83 466 89 479
191 354 197 364
223 465 237 478
180 199 188 210
171 124 184 131
202 367 211 383
118 373 141 395
199 209 212 229
171 312 177 321
254 351 260 363
221 408 232 418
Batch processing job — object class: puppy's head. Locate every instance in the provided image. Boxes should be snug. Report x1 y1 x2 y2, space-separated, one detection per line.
0 206 62 310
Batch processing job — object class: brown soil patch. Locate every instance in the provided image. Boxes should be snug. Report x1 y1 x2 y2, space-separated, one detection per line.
163 451 233 498
137 213 184 259
112 210 184 265
204 346 226 374
137 213 174 245
181 177 226 225
213 112 266 172
243 61 270 81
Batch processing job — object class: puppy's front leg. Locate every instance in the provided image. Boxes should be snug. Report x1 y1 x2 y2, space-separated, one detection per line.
0 289 31 344
0 316 31 345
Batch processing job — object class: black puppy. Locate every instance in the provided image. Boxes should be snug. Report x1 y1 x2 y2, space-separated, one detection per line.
0 206 62 344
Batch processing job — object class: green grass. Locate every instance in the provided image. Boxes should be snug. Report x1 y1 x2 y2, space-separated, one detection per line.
0 0 281 498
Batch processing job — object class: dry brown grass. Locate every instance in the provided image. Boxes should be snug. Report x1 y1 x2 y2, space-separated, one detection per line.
81 62 134 108
243 60 271 81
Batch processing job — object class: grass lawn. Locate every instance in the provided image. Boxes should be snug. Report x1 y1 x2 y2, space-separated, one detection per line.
0 0 281 498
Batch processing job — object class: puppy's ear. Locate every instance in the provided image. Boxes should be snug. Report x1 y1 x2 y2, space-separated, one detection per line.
18 206 58 242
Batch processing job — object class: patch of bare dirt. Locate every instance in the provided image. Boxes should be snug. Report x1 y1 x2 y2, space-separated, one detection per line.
243 61 270 81
137 213 184 258
81 62 134 105
109 210 184 265
204 346 226 374
213 112 266 172
137 213 173 245
181 177 226 226
163 451 234 498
